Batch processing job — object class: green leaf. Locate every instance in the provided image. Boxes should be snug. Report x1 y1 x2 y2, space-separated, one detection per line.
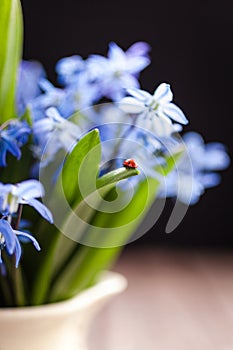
0 0 23 122
49 168 139 279
48 148 184 302
31 130 140 304
62 128 101 206
48 176 160 302
156 146 184 176
31 129 101 304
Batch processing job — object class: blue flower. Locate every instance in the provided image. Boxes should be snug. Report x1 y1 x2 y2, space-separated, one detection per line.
56 55 85 86
16 60 46 116
33 107 81 165
0 218 40 268
30 79 66 121
0 180 53 223
120 83 188 129
0 121 31 167
58 73 101 115
31 75 99 120
160 132 230 204
87 42 151 100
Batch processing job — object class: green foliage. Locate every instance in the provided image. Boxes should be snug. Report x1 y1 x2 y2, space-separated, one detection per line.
0 0 23 123
46 149 183 302
31 129 140 304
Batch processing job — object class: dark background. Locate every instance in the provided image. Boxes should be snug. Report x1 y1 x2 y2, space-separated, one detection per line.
21 0 233 248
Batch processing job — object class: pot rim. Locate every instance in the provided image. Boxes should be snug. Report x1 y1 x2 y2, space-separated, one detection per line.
0 271 127 319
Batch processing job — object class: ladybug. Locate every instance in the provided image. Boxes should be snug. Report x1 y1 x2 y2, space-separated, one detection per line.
123 158 138 169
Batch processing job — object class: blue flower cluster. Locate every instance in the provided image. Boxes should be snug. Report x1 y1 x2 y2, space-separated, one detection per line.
0 180 53 268
15 41 229 200
159 132 230 204
0 41 229 268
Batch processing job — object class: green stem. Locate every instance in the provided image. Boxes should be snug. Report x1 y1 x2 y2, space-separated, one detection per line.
13 265 26 306
3 254 26 306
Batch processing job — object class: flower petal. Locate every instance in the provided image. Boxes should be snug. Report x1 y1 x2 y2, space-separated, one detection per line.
14 230 41 251
2 136 21 159
204 143 230 170
201 173 221 188
153 83 173 103
25 198 53 223
0 219 15 254
126 42 151 57
127 57 150 74
16 180 44 199
119 97 145 113
163 103 188 124
108 42 125 62
127 88 152 102
14 238 22 268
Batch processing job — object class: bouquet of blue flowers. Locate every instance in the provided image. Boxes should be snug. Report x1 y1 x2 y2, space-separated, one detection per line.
0 0 229 307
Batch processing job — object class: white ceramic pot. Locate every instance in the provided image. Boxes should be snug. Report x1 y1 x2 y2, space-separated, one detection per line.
0 271 127 350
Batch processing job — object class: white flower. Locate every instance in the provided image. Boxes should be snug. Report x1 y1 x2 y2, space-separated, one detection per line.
120 83 188 127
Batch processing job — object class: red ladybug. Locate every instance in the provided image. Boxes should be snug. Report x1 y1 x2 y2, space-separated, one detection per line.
123 158 138 169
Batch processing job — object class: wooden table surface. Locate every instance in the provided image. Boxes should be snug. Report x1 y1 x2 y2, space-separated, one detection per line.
88 248 233 350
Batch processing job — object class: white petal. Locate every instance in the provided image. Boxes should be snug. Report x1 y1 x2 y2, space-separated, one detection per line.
33 119 54 134
120 74 139 89
16 180 44 199
119 97 145 113
108 42 125 62
152 114 174 138
127 88 152 102
163 103 188 124
46 107 64 122
126 57 150 74
153 83 173 103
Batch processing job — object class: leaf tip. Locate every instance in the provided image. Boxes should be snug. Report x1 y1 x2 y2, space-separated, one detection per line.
92 128 100 135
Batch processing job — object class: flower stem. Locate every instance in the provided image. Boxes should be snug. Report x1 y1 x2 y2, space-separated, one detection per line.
13 265 26 306
3 254 26 306
14 204 23 230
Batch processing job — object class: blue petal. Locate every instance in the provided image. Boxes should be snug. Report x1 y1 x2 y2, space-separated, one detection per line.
205 143 230 170
0 147 7 167
16 60 45 115
39 78 55 92
2 136 21 159
183 132 204 147
14 238 22 268
163 103 189 124
25 198 53 223
126 42 151 57
0 219 15 254
14 230 41 251
201 173 221 188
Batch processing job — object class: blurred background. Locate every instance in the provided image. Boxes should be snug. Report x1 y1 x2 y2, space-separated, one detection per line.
21 0 233 248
